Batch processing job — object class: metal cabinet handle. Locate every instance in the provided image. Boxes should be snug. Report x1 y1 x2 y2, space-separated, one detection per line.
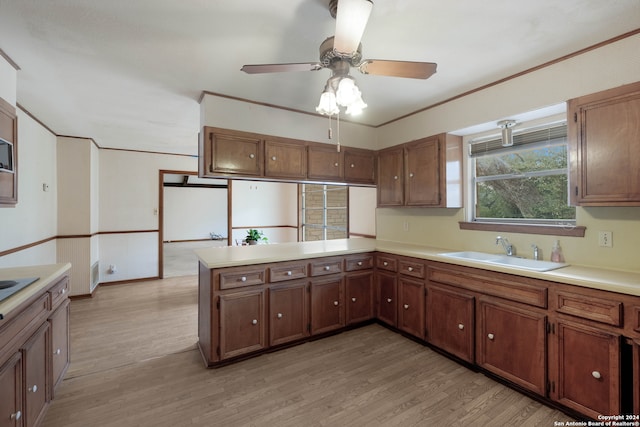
29 384 38 393
357 261 363 266
277 313 283 319
387 298 392 303
54 348 61 355
10 411 21 420
458 324 464 330
409 172 414 178
403 304 409 310
592 371 602 379
351 297 357 302
407 267 414 272
251 319 258 325
393 175 398 180
271 156 277 161
324 266 331 271
60 288 66 295
240 276 247 282
286 271 292 276
334 162 339 167
383 261 388 266
350 163 355 168
487 333 495 340
333 301 339 306
249 153 255 159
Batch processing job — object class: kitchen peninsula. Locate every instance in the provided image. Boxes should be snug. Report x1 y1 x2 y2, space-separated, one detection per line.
197 238 640 420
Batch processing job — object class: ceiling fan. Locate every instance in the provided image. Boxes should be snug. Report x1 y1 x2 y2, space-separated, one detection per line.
240 0 437 116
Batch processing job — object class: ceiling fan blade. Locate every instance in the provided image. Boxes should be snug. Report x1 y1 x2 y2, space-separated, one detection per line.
333 0 373 55
358 60 438 79
241 62 323 74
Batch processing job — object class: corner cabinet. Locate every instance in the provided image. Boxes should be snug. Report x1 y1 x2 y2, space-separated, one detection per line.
568 81 640 206
377 133 462 208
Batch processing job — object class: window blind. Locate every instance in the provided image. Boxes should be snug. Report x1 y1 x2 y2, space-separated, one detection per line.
469 123 567 158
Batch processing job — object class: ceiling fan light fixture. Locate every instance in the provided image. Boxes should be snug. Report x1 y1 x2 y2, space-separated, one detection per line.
333 0 373 55
498 119 517 147
345 94 367 116
316 89 340 116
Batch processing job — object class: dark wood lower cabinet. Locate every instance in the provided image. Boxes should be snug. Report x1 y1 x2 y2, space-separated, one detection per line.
345 271 374 325
398 278 425 339
22 323 50 427
310 276 345 335
477 298 547 395
0 352 22 427
49 300 70 395
219 290 267 359
426 283 475 363
551 319 620 419
376 271 397 327
269 281 309 346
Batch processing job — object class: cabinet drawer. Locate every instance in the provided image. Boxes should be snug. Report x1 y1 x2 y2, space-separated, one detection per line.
429 265 547 308
345 254 374 272
0 293 48 365
269 263 308 283
49 276 69 308
398 259 425 278
555 290 622 326
219 269 266 289
310 258 343 277
376 255 397 272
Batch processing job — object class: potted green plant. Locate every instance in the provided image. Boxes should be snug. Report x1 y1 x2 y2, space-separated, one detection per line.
245 229 268 245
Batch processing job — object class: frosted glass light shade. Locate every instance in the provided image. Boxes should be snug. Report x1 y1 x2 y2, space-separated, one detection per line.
316 91 339 115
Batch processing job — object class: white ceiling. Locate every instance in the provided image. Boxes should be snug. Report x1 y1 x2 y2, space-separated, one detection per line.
0 0 638 155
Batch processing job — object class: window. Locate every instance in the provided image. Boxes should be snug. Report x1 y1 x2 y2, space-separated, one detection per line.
300 184 348 241
470 122 575 225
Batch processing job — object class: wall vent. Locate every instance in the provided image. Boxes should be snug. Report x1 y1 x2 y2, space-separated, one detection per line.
91 261 99 292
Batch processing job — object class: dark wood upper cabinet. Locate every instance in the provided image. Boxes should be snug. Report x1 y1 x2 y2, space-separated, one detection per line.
377 146 404 206
344 147 376 185
264 139 307 180
202 128 263 177
307 143 344 182
0 97 17 207
568 81 640 206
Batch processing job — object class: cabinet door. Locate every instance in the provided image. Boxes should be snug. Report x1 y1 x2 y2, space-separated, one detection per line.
307 145 344 181
405 136 442 206
219 289 267 359
551 319 620 419
269 281 309 346
264 139 307 180
344 148 375 185
478 298 546 395
345 271 374 325
398 278 425 339
21 323 49 427
310 276 344 335
0 353 22 427
427 284 475 363
49 300 70 394
377 147 404 207
207 129 263 176
569 82 640 206
376 271 397 327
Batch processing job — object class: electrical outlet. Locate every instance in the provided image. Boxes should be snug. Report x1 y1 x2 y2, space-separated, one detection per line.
598 231 612 248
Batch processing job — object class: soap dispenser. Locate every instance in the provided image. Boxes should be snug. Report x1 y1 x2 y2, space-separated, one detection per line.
551 240 564 263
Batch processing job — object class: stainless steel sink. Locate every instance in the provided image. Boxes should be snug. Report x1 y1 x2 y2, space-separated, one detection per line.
439 251 568 272
0 280 19 289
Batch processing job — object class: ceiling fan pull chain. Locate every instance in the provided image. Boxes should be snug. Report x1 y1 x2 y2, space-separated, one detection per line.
336 112 341 152
328 114 333 140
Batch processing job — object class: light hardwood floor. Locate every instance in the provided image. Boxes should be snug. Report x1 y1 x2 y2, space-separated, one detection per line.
43 276 574 427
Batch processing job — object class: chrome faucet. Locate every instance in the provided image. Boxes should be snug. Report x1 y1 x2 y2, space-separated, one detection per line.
496 236 515 256
531 244 540 260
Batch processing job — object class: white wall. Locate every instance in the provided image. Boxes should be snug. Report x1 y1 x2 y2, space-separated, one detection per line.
164 186 227 241
200 94 377 150
98 149 197 283
349 187 376 237
231 180 298 245
0 56 16 106
0 109 58 267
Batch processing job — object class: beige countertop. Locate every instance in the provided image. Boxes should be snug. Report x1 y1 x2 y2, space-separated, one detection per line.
196 238 640 297
0 263 72 319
